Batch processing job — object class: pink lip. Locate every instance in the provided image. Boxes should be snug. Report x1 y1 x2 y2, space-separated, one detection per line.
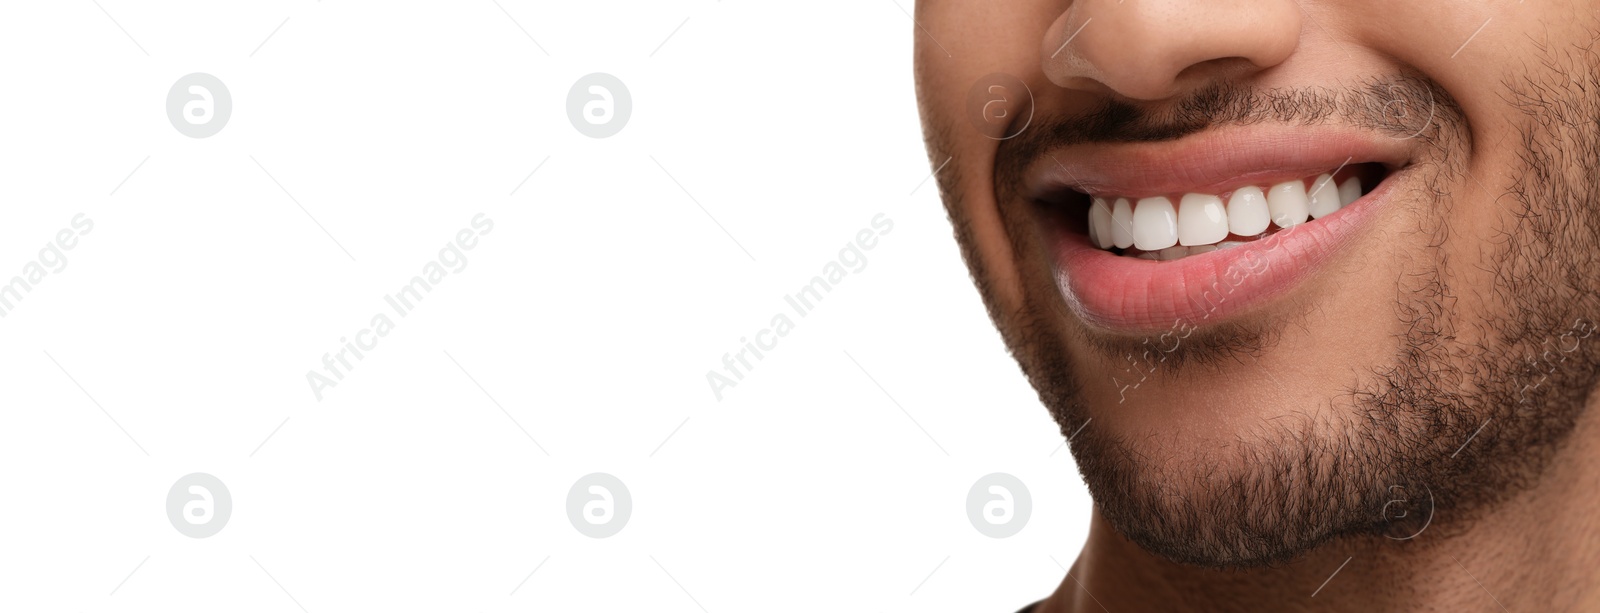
1032 126 1412 332
1028 125 1411 198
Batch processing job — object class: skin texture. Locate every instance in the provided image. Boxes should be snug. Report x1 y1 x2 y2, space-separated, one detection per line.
914 1 1600 611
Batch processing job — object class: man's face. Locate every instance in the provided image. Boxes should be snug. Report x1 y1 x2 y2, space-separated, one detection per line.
916 1 1600 566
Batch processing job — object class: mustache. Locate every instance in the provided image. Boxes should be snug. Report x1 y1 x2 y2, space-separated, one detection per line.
995 73 1462 195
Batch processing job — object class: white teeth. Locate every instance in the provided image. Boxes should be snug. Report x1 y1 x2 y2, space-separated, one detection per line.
1132 197 1178 251
1307 174 1341 219
1226 186 1270 237
1338 176 1362 206
1177 193 1228 246
1110 198 1135 249
1086 170 1369 259
1089 198 1114 249
1267 180 1309 228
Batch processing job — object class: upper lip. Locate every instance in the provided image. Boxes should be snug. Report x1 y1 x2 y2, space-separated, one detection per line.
1024 124 1415 201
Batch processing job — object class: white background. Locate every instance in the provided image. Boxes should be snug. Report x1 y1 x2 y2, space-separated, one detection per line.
0 1 1093 611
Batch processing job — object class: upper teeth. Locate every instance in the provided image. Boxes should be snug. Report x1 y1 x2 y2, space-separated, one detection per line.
1086 174 1362 253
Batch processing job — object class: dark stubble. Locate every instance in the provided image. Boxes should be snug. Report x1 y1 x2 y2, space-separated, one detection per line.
931 47 1600 567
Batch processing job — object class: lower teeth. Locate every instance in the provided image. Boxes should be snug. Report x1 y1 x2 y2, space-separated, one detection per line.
1123 238 1257 261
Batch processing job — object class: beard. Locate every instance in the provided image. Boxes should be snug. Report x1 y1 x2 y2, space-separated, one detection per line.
930 46 1600 567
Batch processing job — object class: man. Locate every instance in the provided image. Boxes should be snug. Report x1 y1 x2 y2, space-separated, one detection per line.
914 1 1600 611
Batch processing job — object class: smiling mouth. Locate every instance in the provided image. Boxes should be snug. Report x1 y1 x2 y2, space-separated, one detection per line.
1019 125 1413 331
1069 163 1389 260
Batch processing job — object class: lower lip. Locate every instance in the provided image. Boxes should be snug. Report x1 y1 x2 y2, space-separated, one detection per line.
1044 176 1397 332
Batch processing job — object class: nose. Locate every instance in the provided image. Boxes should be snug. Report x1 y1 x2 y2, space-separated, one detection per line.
1042 0 1303 101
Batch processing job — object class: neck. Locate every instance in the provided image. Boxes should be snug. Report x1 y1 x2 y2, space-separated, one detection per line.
1038 410 1600 613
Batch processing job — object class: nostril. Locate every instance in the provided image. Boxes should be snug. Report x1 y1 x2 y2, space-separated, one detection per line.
1173 57 1262 89
1042 0 1303 102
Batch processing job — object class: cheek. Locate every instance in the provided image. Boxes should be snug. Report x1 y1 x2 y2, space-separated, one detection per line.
1352 0 1577 151
916 97 1028 312
1440 178 1540 348
914 2 1094 322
